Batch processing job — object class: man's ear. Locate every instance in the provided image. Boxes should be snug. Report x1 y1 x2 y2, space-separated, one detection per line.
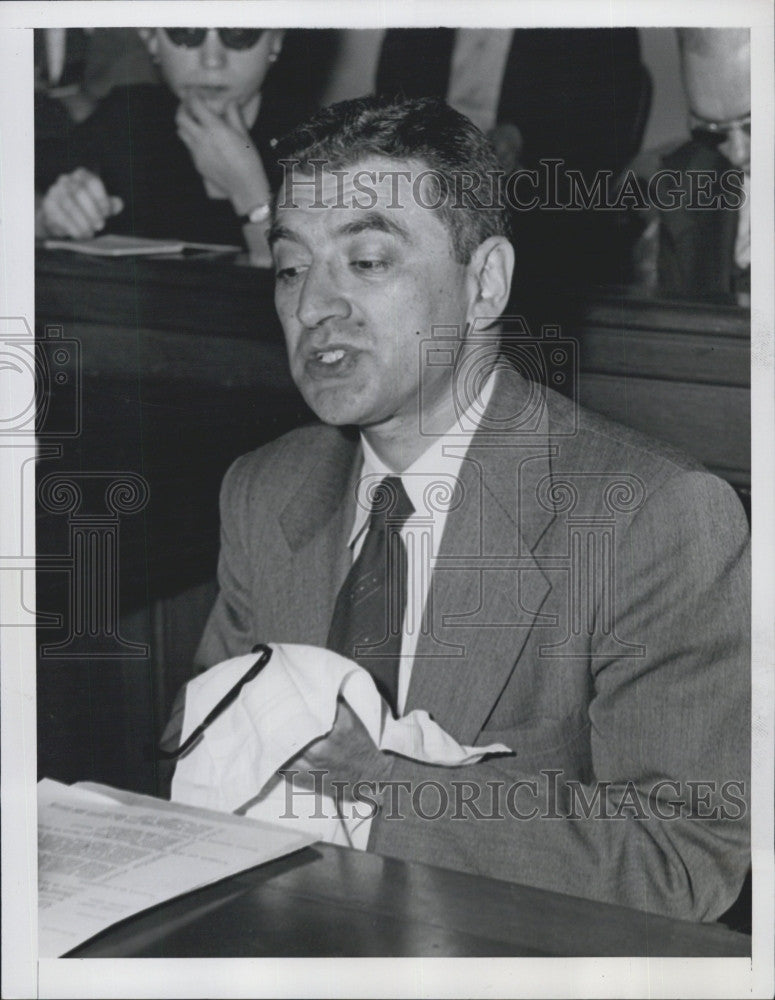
137 28 158 61
465 236 515 328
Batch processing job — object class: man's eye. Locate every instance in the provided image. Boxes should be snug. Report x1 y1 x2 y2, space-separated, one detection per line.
351 259 387 273
275 265 306 282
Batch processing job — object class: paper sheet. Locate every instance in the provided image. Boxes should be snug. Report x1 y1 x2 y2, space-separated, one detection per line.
43 234 241 256
171 644 513 847
37 778 314 957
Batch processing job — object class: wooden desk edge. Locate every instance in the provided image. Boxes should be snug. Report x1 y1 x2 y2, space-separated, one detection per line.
69 841 752 959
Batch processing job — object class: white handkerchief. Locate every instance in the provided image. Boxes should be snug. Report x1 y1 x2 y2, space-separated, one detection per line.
171 644 512 847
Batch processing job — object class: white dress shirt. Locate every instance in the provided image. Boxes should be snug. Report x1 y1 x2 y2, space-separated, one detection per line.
347 370 496 715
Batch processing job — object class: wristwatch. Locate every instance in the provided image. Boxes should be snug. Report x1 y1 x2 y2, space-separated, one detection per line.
240 203 271 225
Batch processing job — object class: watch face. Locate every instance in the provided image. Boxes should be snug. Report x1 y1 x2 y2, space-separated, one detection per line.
248 204 271 223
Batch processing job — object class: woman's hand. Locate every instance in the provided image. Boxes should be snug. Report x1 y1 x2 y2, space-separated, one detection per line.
36 167 124 239
175 97 271 216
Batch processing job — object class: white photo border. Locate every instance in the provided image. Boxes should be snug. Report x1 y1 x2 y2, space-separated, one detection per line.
1 2 772 997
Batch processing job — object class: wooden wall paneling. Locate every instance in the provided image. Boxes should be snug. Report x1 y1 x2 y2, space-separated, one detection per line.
579 377 750 486
574 295 750 487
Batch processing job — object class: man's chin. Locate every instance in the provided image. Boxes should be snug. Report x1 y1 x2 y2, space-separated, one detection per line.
302 391 378 429
306 404 367 428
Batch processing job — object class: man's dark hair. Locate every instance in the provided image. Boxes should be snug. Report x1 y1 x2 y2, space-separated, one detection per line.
273 95 510 263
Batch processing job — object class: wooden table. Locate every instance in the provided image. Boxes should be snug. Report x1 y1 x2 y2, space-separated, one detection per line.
70 842 750 958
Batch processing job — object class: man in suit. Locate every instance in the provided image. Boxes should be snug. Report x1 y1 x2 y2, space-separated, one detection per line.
188 96 749 922
656 29 751 304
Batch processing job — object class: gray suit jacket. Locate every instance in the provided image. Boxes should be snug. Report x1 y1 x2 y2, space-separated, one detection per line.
194 367 750 921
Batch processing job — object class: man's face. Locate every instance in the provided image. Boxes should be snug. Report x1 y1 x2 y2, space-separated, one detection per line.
683 36 751 172
271 158 473 434
149 28 280 119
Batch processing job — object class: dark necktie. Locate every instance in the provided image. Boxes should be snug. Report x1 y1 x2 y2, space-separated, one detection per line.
326 476 414 715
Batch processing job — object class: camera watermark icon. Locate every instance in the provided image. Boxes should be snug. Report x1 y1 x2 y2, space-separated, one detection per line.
419 315 578 439
365 314 648 659
0 318 81 438
1 318 81 626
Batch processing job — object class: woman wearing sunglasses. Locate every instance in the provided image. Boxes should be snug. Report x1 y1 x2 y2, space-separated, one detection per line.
36 28 285 256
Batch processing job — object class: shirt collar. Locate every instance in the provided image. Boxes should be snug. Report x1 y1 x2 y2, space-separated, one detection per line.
348 368 497 547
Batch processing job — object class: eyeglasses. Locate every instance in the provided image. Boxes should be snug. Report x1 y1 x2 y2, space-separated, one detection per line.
689 111 751 148
157 644 273 761
163 28 267 51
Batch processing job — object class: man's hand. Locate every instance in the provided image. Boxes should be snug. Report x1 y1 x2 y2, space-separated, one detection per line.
36 168 124 239
175 98 271 216
287 698 394 800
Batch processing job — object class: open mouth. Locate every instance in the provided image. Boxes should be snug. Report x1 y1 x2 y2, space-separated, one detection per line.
305 347 358 378
317 349 346 365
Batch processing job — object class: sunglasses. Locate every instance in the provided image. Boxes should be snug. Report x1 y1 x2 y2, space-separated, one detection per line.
163 28 267 51
689 111 751 148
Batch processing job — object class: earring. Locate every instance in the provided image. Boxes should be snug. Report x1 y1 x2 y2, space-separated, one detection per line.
268 51 278 63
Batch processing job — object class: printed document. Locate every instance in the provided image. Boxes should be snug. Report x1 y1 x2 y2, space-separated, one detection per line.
38 778 314 957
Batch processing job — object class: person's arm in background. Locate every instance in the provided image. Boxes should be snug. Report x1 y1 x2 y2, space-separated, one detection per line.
36 166 124 239
317 29 386 106
34 94 272 245
174 96 273 262
34 88 273 247
35 80 129 240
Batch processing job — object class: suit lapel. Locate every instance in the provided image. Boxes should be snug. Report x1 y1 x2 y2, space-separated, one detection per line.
405 369 559 743
273 430 360 647
268 372 561 740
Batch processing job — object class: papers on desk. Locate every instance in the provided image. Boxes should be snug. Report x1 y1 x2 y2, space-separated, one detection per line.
43 234 241 256
37 778 314 957
172 644 513 849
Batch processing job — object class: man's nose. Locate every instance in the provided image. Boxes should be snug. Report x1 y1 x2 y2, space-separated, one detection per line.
199 30 228 69
295 266 351 328
721 127 750 172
